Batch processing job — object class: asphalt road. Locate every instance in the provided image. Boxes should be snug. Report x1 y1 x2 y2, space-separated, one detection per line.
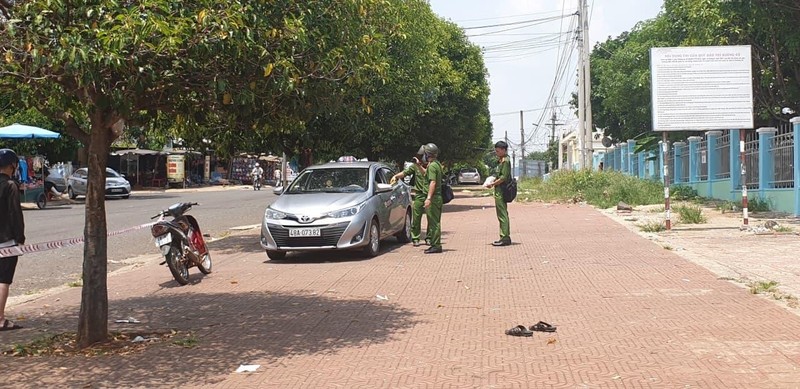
11 187 276 298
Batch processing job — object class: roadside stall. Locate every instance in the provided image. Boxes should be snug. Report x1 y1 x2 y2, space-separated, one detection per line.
0 123 60 209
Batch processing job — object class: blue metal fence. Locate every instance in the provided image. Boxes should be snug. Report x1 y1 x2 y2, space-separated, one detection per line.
598 120 800 216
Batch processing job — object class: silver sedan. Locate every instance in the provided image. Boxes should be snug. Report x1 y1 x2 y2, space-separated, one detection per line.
260 161 412 260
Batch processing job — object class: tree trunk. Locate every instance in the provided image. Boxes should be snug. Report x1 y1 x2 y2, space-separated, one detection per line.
76 114 112 348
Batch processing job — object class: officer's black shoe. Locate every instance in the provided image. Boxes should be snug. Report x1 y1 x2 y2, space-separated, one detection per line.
492 239 511 247
424 246 443 254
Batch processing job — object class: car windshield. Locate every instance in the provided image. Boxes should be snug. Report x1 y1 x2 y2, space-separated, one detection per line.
106 170 121 178
286 168 369 193
460 169 477 173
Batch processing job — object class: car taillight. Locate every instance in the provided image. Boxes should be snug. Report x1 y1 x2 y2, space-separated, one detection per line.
151 224 169 237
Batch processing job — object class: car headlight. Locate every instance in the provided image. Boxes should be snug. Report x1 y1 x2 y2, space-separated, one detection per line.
265 208 287 220
327 203 366 219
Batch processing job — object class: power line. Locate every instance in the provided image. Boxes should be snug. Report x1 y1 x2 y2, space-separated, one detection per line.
461 14 573 30
491 104 570 117
455 10 567 23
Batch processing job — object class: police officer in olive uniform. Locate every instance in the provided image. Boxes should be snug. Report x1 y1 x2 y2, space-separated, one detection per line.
391 146 429 247
487 141 512 246
422 143 443 254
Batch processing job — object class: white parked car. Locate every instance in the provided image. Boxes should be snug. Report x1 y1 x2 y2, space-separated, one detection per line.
457 168 481 185
67 168 131 199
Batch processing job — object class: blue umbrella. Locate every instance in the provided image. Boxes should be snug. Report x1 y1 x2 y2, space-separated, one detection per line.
0 123 61 139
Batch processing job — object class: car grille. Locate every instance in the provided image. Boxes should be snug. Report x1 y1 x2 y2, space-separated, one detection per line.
269 222 349 248
105 188 129 195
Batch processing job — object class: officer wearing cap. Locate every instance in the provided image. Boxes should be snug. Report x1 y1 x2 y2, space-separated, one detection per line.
390 145 429 246
422 143 443 254
0 148 25 330
486 141 512 246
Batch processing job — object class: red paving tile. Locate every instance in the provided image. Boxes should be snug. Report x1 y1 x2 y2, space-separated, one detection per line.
2 195 800 388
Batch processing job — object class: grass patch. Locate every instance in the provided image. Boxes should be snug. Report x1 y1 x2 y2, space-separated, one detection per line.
662 244 673 251
674 204 707 224
716 200 738 213
773 225 794 233
172 333 199 348
637 220 666 232
749 280 779 295
67 278 83 287
671 185 699 201
518 170 665 208
748 197 771 212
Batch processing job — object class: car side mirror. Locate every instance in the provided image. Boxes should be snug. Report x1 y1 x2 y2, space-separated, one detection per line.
376 183 393 193
273 186 284 195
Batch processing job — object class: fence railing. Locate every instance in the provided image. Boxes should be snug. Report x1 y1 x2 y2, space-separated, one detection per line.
745 131 759 189
597 123 800 216
772 124 794 189
698 140 708 181
679 144 689 181
716 133 731 179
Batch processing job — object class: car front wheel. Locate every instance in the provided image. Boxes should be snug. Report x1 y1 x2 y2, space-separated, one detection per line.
363 219 380 257
67 187 77 199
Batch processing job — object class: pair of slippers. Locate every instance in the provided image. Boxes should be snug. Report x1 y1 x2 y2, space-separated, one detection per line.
0 319 22 331
505 321 557 337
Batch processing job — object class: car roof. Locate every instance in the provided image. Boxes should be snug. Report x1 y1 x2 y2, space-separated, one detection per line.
305 161 386 170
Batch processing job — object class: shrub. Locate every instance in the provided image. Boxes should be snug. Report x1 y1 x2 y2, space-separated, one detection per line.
518 170 663 208
674 204 707 224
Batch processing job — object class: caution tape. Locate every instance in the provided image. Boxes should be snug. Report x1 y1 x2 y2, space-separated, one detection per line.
0 222 156 259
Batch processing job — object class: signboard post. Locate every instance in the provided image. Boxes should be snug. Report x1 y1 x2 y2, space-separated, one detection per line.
650 45 754 229
167 154 185 188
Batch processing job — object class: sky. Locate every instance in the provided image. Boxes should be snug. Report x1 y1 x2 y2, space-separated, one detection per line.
428 0 665 154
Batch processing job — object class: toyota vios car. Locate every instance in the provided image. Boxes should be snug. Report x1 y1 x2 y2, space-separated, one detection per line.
261 161 412 260
457 168 481 185
67 168 132 199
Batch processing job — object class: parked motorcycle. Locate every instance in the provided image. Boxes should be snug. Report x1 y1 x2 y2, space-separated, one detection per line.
150 202 212 285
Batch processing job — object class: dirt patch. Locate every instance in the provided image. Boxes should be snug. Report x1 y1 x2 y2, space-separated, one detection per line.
601 201 800 314
2 330 197 357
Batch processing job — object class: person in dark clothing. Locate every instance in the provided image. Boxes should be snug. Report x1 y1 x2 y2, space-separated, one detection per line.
0 148 25 331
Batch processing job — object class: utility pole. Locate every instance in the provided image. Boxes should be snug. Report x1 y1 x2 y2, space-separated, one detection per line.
511 149 516 177
576 1 586 170
576 0 593 170
582 0 593 170
547 108 564 144
520 110 526 179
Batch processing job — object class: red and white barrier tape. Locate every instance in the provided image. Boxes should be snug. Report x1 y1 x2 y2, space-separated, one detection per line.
0 222 156 259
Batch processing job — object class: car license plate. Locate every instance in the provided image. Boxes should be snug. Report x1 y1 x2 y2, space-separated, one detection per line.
155 234 172 247
289 228 321 238
111 188 123 193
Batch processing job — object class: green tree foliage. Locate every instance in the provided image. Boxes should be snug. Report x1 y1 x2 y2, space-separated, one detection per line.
588 0 800 145
0 0 492 347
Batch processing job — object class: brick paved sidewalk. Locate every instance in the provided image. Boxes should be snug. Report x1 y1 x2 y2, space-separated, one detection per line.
3 195 800 388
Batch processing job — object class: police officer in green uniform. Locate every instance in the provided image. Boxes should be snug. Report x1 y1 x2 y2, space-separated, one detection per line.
391 146 428 247
422 143 443 254
487 141 512 246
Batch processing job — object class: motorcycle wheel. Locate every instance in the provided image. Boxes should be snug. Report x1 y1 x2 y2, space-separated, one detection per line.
197 252 213 274
166 246 190 285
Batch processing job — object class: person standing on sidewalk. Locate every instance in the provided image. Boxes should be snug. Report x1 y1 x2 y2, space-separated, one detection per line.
422 143 443 254
390 146 428 247
0 149 25 331
487 141 512 246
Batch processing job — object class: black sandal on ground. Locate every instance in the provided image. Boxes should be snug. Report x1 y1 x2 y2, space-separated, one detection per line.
530 321 556 332
505 325 533 337
0 319 23 331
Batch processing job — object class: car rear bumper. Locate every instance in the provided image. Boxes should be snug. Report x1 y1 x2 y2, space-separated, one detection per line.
458 176 481 184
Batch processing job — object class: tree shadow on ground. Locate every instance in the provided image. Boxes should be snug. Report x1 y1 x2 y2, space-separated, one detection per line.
269 239 408 264
443 204 490 213
208 232 263 255
2 291 420 388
